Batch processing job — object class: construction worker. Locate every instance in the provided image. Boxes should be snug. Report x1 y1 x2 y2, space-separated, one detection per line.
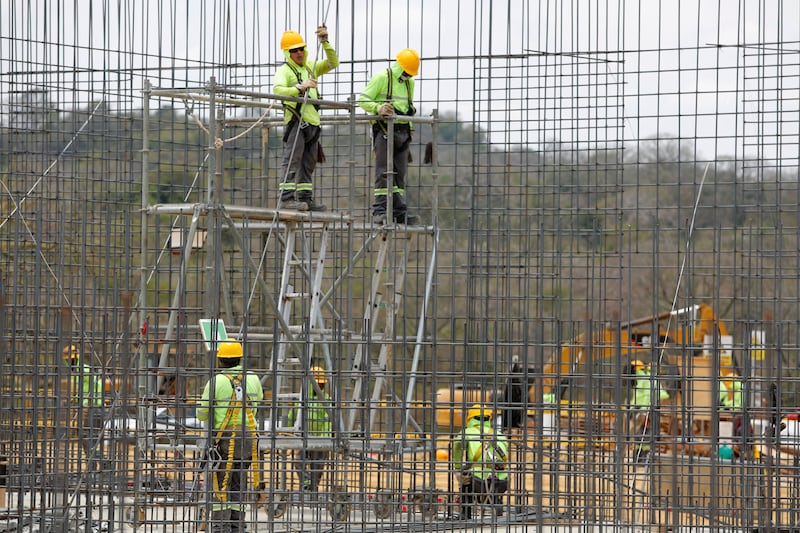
287 365 332 495
452 404 509 519
197 341 264 533
720 369 743 410
63 344 107 474
542 391 558 405
628 359 669 463
358 48 421 225
273 24 339 212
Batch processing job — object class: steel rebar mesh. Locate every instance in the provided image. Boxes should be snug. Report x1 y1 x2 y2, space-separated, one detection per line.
1 1 800 531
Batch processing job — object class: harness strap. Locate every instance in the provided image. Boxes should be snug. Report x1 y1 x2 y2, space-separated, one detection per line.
470 438 506 464
285 61 319 122
376 68 413 137
211 373 260 503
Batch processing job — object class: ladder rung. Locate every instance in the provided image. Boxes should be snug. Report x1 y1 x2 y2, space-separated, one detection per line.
274 393 301 400
274 357 302 365
285 291 307 299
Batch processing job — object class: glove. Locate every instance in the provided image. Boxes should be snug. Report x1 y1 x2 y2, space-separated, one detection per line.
295 79 317 94
316 24 329 42
378 102 394 116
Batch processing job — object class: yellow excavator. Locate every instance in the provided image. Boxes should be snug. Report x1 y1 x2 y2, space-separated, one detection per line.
542 303 735 404
436 304 745 436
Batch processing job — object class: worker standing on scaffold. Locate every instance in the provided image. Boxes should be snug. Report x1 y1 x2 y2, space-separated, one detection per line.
198 341 264 533
273 24 339 212
358 48 422 225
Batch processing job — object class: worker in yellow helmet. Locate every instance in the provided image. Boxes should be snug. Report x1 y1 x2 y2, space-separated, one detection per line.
287 365 332 496
720 369 743 410
627 359 669 463
451 404 509 519
358 48 421 226
197 341 264 533
273 24 339 212
62 344 107 475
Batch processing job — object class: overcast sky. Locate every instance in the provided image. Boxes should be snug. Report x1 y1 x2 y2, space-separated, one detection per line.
1 0 798 164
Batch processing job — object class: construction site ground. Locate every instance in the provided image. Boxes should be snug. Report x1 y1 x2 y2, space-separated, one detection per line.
0 429 793 532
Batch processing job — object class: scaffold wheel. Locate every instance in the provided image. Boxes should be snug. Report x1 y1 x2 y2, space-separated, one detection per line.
197 506 207 531
373 489 397 519
412 489 440 519
126 505 145 527
266 493 288 519
327 485 350 521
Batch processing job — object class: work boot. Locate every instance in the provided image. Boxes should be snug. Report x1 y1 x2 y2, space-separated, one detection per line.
395 213 420 225
210 509 232 533
281 200 309 211
304 200 327 212
229 510 246 533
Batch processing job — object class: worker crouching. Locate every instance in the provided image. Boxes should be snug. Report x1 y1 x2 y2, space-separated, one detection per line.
452 404 509 519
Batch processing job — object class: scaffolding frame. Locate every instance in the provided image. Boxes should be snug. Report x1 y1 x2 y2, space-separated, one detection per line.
4 1 800 531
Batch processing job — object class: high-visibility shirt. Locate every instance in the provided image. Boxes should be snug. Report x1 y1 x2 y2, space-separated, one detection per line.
630 369 669 409
288 385 332 438
273 42 339 126
452 418 509 481
197 365 263 431
720 379 743 409
70 360 103 407
357 62 416 126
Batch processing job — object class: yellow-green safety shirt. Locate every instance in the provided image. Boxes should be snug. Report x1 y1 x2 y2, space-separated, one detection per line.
197 365 264 432
273 42 339 126
452 418 509 481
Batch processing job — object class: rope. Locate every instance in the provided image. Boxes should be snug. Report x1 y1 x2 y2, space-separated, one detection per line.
184 96 275 149
628 162 710 478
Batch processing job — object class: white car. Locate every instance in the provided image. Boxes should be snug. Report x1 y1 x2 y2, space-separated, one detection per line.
104 406 204 441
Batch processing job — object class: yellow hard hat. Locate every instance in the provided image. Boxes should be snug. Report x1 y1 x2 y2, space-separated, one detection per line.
62 344 80 360
280 30 306 51
396 48 420 76
467 403 493 422
310 365 328 385
216 341 243 359
630 359 647 370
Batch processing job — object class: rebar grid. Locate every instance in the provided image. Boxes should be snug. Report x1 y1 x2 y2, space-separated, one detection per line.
2 1 800 532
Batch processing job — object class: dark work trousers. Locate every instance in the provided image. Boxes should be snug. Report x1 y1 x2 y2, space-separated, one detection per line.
372 123 411 217
460 475 508 519
280 121 321 202
210 434 253 533
80 405 106 473
296 449 329 492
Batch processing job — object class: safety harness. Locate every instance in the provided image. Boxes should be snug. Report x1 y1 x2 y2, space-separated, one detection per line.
375 68 415 137
211 373 260 503
282 61 328 166
471 438 507 471
284 62 320 129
